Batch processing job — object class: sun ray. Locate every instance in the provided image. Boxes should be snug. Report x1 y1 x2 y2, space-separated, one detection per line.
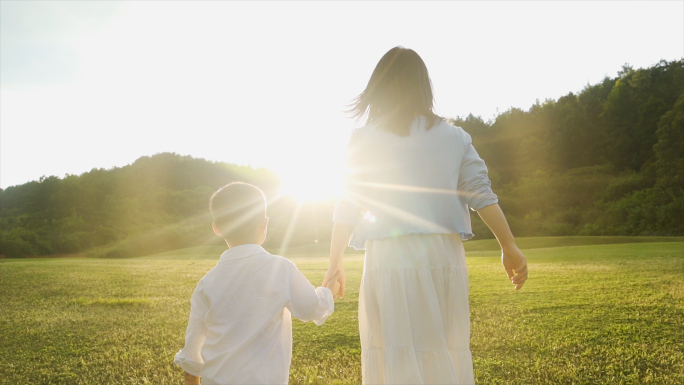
277 199 304 256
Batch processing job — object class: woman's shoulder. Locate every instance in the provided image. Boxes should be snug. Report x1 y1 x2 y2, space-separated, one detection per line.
347 121 391 147
432 120 472 143
352 120 385 136
349 118 470 145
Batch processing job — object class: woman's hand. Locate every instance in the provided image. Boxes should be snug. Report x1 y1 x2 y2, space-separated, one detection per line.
322 267 346 299
324 273 342 298
476 204 528 290
324 222 353 299
502 244 528 290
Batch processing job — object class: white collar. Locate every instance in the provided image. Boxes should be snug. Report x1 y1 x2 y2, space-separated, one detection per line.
217 244 266 263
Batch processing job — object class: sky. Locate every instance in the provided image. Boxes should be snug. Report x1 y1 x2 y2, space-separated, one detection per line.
1 1 683 198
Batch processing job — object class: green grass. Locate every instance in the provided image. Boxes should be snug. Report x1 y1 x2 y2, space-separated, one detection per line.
132 235 684 260
1 237 683 384
462 235 684 252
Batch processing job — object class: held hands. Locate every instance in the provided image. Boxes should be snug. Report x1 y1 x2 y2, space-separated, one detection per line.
322 267 346 299
325 273 341 298
502 244 528 290
184 372 200 385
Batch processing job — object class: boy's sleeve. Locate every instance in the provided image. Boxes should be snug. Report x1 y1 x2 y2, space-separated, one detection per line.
286 263 334 326
174 279 209 377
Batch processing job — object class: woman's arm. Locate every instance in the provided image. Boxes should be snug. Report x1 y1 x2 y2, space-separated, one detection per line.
322 222 354 298
476 203 528 290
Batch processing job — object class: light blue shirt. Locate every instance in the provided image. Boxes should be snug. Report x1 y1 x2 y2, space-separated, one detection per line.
333 117 498 250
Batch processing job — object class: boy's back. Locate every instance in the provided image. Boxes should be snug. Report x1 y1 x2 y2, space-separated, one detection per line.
175 244 334 385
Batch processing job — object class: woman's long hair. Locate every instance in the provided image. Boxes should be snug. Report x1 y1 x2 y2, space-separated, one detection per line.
350 46 441 136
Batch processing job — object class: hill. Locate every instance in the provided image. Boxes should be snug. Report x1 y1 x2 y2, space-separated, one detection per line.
1 59 683 258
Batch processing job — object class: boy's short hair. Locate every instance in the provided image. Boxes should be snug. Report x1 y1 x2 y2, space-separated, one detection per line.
210 182 267 243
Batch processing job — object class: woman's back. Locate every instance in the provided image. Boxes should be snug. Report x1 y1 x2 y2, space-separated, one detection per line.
336 117 497 249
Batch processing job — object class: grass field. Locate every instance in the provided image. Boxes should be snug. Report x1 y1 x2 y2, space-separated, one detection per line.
1 237 683 384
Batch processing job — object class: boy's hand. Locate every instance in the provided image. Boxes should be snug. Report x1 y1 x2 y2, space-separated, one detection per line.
184 372 200 385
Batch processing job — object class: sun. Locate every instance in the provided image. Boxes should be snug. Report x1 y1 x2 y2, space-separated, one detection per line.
275 163 343 202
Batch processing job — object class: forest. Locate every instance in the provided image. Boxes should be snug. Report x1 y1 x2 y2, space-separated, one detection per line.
1 59 682 258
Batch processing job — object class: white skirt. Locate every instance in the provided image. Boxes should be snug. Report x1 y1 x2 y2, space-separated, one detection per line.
359 234 475 385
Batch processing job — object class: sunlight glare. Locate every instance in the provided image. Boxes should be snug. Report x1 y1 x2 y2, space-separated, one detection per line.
276 162 343 202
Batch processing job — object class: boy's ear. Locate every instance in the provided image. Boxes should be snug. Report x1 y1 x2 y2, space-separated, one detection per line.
260 217 269 232
256 217 269 246
212 222 222 236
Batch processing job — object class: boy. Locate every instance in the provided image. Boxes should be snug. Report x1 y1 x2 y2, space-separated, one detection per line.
174 182 339 385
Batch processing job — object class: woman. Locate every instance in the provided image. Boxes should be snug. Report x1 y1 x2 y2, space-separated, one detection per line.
322 46 528 384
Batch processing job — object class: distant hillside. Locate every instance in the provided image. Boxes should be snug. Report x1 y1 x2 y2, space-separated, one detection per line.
455 59 684 239
1 59 682 258
0 153 334 258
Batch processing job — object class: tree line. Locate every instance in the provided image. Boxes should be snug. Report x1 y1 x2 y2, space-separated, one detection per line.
1 59 682 258
0 154 326 258
456 59 683 238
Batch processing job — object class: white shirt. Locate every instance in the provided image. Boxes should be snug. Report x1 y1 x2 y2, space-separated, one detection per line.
174 244 334 385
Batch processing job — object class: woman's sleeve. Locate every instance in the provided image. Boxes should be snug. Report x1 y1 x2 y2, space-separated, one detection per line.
457 131 498 210
174 280 209 377
286 262 334 326
333 131 362 225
